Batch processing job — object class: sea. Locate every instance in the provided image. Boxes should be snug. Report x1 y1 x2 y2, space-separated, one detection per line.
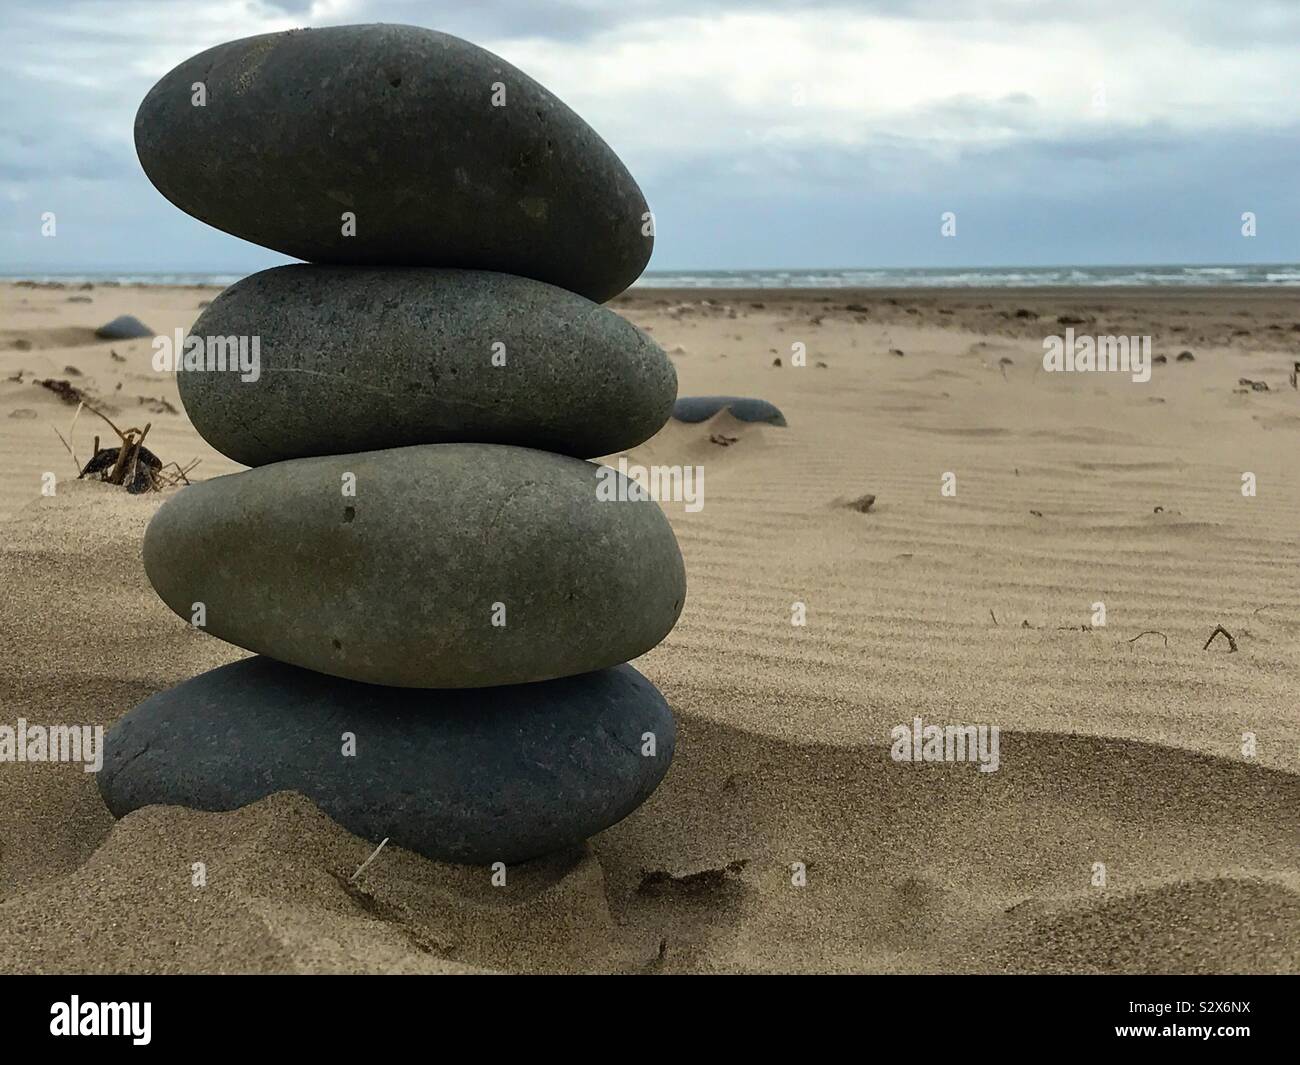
6 264 1300 289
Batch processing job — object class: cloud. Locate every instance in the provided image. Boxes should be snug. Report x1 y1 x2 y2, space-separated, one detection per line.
3 0 1298 272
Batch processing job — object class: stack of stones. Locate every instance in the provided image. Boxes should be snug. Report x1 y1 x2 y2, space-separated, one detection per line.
98 25 686 865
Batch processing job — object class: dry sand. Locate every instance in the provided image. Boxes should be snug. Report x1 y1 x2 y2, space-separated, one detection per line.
1 279 1298 973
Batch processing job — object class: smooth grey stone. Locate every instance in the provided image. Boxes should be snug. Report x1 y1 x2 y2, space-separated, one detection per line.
144 443 686 687
672 395 787 426
95 315 153 339
98 657 676 865
135 25 652 302
180 265 676 465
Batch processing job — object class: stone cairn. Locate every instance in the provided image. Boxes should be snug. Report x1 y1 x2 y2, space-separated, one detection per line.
99 25 686 866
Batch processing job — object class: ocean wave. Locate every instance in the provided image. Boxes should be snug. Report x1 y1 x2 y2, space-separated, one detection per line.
635 264 1300 288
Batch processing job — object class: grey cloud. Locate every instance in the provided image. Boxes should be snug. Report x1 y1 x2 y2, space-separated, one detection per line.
3 0 1298 274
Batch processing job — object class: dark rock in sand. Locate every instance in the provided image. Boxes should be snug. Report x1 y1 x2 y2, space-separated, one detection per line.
1177 350 1195 362
94 315 154 340
672 396 786 426
134 25 653 302
180 265 676 465
81 445 162 494
98 657 676 865
144 443 686 688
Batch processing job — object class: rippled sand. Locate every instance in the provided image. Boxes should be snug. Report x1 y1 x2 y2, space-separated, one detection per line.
1 281 1297 972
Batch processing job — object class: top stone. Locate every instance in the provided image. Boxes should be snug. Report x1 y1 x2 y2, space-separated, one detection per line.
134 25 653 302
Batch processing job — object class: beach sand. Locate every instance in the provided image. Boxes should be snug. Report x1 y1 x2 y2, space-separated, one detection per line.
1 280 1298 973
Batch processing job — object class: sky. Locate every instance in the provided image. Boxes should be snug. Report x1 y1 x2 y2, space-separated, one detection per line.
3 0 1299 274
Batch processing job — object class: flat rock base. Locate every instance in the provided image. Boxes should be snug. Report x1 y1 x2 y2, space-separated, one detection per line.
98 657 675 865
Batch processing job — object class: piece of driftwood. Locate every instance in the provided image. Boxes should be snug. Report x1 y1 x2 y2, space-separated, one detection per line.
56 399 199 494
1202 625 1238 653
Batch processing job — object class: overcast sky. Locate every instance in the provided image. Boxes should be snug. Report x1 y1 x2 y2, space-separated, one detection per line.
3 0 1299 274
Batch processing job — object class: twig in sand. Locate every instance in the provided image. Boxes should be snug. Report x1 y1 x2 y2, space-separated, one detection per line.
1203 625 1238 653
61 397 196 494
1127 630 1169 647
51 400 90 474
81 400 128 441
52 427 80 475
349 837 390 883
154 458 201 488
989 609 998 626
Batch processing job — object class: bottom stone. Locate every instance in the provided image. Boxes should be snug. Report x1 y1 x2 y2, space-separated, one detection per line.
98 657 676 865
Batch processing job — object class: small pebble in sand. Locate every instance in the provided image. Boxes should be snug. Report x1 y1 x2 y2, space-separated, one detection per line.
1057 314 1087 325
1153 354 1167 364
1176 350 1195 362
889 348 905 357
845 494 875 513
95 314 154 340
772 357 782 366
